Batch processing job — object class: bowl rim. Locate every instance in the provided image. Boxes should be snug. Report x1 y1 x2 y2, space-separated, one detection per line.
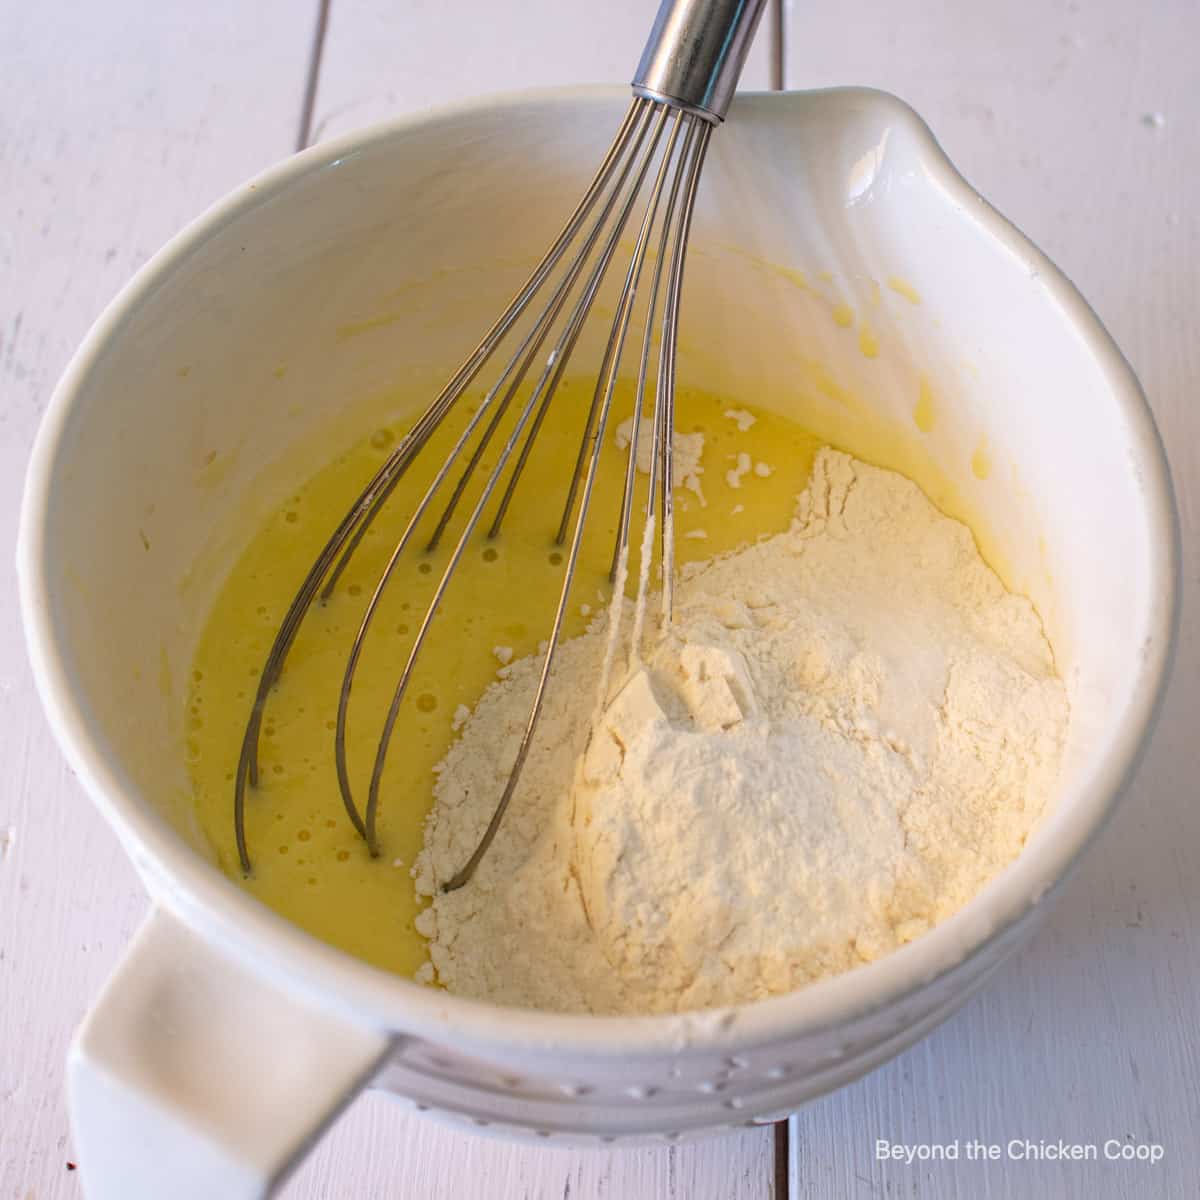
17 83 1181 1057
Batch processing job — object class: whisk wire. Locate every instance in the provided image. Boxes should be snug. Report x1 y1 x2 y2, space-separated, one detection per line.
658 119 711 623
422 101 661 556
361 104 682 857
440 109 704 893
609 118 698 586
553 104 674 548
233 99 651 873
234 94 718 886
315 100 652 607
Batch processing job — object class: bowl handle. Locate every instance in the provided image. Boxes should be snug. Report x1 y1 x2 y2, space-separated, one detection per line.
67 907 392 1199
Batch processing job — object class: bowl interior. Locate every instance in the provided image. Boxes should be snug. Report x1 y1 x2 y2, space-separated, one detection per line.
27 88 1169 995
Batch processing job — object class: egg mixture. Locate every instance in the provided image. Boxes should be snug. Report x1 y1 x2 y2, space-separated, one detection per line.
186 381 821 976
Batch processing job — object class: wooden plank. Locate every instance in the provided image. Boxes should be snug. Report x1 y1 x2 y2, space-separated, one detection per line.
291 2 780 1195
287 1095 775 1199
783 2 1200 1196
308 0 775 145
3 4 786 1199
0 3 320 1198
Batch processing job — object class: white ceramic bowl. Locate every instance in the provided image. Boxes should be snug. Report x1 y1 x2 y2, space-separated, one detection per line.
18 87 1178 1199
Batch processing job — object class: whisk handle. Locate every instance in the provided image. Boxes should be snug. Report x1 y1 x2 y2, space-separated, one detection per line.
632 0 769 122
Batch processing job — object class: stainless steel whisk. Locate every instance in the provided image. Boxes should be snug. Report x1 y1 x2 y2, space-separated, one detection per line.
234 0 768 890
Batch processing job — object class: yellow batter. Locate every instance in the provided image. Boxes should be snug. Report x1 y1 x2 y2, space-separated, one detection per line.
187 380 822 975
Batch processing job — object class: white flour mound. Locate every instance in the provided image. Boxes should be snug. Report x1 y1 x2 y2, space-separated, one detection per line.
413 449 1069 1014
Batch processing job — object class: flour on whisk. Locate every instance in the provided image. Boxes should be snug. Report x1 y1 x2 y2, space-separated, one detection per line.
413 449 1069 1014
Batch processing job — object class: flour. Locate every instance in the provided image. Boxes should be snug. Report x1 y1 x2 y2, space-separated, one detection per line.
413 449 1068 1014
614 416 706 506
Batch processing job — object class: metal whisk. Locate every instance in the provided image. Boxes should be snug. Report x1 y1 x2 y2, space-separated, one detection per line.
234 0 768 890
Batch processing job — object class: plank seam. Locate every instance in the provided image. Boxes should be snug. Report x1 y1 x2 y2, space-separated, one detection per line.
297 0 333 150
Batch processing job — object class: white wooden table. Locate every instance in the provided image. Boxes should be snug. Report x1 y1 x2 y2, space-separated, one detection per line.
2 2 1196 1197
